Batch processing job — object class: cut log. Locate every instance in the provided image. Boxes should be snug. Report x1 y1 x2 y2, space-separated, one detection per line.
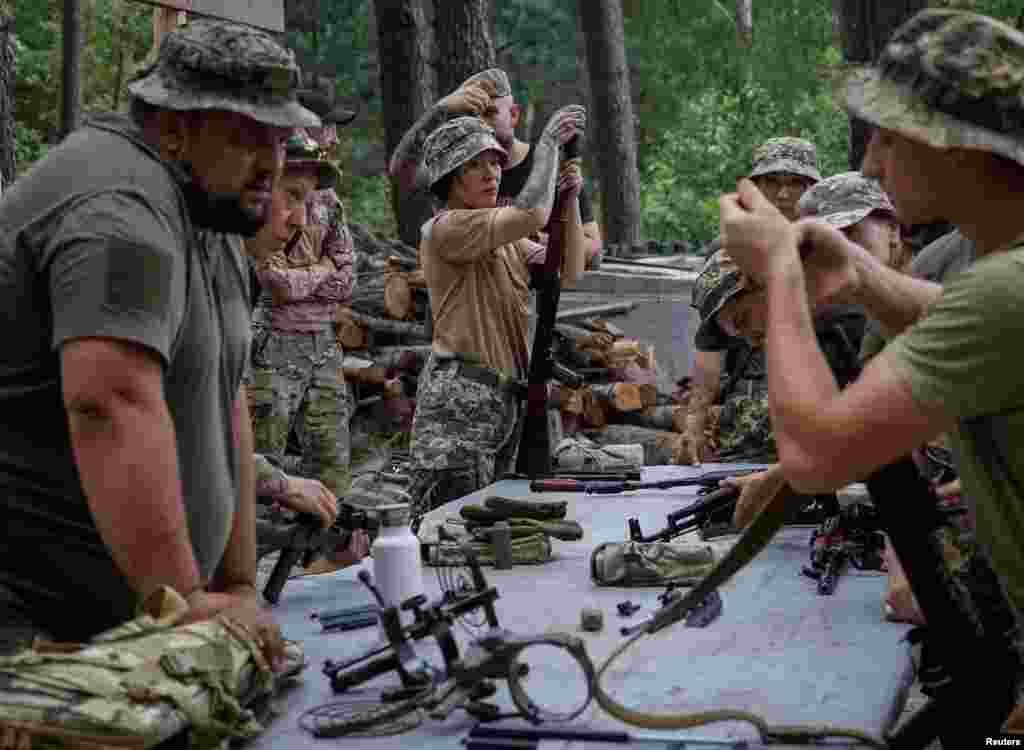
616 405 685 432
343 366 389 386
553 384 584 415
556 301 637 322
636 344 657 371
334 306 368 350
581 387 607 429
348 309 429 341
582 319 626 338
589 382 643 413
587 423 695 466
370 345 432 372
383 378 404 400
384 273 414 320
610 364 659 386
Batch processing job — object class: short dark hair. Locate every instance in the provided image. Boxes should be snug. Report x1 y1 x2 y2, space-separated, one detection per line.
129 96 160 126
430 172 456 203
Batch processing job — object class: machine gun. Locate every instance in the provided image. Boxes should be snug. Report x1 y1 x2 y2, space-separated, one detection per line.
516 135 582 479
256 503 380 605
314 552 595 737
529 467 762 496
802 501 885 595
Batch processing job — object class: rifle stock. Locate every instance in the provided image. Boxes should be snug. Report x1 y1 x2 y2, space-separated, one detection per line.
867 458 1019 745
516 136 581 478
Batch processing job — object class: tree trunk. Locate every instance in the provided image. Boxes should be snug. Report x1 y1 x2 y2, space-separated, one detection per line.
578 0 641 246
61 0 83 138
0 6 13 188
835 0 926 169
736 0 753 48
374 0 437 247
433 0 496 96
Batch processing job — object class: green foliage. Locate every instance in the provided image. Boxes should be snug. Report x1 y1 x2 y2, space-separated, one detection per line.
15 122 49 171
345 174 397 238
12 0 1024 241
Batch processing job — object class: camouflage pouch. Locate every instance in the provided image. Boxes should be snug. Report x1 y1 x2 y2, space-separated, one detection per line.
0 587 283 750
459 497 568 525
466 517 584 542
590 541 716 587
424 534 553 567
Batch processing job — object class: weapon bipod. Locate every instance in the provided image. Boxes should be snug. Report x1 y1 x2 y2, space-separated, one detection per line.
321 552 595 726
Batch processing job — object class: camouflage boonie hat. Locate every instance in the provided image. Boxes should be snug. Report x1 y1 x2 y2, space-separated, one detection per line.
691 248 752 326
798 171 895 229
462 68 513 98
749 137 822 182
284 131 340 190
422 116 509 190
128 19 319 129
845 10 1024 166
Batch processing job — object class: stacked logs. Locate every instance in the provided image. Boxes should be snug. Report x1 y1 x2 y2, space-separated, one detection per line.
338 224 694 465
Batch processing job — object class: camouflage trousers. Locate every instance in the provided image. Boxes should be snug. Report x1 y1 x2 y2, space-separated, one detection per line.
715 385 777 463
407 354 522 521
247 329 353 497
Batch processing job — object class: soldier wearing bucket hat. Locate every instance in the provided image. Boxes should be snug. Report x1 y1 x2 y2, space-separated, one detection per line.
0 19 320 658
798 172 903 268
406 108 586 520
719 10 1024 717
688 136 822 460
389 68 604 267
245 128 360 577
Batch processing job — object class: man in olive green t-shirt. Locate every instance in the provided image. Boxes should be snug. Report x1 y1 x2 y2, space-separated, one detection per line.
719 10 1024 622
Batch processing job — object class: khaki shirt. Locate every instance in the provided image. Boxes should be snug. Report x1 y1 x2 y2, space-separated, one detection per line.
420 209 533 377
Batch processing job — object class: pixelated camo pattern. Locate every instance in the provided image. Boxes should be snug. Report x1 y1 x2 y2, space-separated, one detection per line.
249 331 352 497
691 249 751 326
407 355 520 520
127 18 318 128
0 589 273 747
845 9 1024 166
591 541 716 586
462 68 513 98
798 171 895 228
749 136 821 181
422 116 508 189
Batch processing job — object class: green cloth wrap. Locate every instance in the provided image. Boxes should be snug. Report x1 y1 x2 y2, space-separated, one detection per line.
590 541 716 587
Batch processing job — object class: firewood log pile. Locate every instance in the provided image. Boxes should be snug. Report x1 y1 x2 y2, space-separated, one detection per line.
340 224 696 465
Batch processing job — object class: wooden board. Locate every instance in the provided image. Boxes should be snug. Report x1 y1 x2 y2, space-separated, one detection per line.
131 0 284 32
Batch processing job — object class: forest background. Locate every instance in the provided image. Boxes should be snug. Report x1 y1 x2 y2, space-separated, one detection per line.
11 0 1024 251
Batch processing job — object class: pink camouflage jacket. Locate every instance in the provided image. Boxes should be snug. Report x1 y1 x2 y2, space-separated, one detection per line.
255 188 357 333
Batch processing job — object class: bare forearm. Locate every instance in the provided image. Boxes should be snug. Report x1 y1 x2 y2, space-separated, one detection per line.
211 389 258 594
766 262 841 469
848 242 943 338
69 399 200 599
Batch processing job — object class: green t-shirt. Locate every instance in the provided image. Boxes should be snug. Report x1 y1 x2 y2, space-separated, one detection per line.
885 244 1024 614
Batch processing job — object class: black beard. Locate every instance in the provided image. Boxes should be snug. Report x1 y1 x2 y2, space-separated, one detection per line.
177 163 268 237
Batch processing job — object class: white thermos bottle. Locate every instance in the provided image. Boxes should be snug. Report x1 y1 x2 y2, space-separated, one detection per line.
371 503 424 627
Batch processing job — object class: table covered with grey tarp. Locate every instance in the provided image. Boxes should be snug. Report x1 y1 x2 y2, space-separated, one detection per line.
251 464 913 749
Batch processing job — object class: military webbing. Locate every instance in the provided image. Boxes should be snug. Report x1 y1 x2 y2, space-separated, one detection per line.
591 482 888 748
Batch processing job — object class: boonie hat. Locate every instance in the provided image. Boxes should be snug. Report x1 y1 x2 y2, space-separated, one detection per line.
128 19 319 129
422 116 509 191
845 9 1024 167
798 171 895 229
749 137 822 182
